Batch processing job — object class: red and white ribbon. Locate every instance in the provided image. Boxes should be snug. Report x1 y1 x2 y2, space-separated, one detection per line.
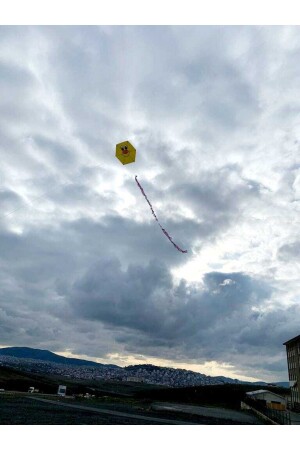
135 176 187 254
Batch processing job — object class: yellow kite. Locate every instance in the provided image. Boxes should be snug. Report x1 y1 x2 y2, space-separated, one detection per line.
115 140 136 165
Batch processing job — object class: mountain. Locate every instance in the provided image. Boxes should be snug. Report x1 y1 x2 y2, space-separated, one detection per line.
272 382 290 388
251 381 290 388
0 347 119 369
0 347 289 388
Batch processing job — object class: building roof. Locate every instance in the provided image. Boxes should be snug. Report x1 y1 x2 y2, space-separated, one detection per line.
283 334 300 346
247 389 269 395
246 390 285 400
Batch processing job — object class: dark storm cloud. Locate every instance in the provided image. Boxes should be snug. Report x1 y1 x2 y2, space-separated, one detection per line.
66 255 296 376
0 223 122 356
1 204 284 376
69 259 269 340
0 203 199 319
0 208 198 349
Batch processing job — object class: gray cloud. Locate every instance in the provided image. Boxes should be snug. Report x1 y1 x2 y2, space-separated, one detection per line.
1 25 300 381
278 241 300 260
66 256 295 378
0 189 24 216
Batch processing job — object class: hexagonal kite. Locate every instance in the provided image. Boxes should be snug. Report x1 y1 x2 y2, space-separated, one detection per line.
116 140 136 165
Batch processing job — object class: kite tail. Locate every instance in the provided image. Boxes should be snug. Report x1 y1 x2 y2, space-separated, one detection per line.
135 176 188 254
135 175 159 223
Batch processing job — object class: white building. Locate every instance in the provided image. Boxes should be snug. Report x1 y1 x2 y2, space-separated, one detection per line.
57 385 67 396
246 389 287 410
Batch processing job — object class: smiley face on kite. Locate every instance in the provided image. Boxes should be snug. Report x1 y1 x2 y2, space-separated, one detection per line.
115 140 136 165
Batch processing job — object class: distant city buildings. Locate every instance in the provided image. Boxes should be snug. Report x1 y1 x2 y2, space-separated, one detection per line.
283 334 300 410
0 355 242 388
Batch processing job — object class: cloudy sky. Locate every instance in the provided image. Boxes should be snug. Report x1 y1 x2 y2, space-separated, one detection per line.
1 25 300 382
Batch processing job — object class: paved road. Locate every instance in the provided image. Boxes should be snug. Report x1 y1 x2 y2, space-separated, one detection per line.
30 397 198 425
151 402 262 424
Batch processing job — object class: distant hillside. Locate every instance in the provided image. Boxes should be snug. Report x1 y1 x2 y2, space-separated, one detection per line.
125 364 245 384
0 347 289 388
273 382 290 388
252 381 290 388
0 347 119 369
